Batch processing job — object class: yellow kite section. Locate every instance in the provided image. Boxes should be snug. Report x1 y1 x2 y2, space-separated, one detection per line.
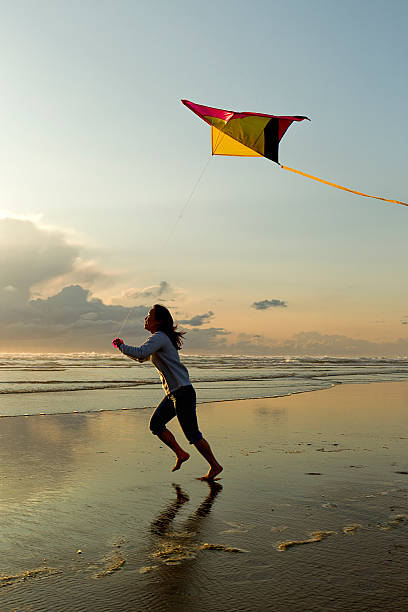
211 127 262 157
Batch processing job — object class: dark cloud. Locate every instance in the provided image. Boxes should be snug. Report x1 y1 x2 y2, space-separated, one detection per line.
178 311 214 327
226 330 408 357
0 284 149 350
3 282 408 356
182 327 230 352
124 281 172 301
0 282 230 353
252 299 287 310
28 285 128 326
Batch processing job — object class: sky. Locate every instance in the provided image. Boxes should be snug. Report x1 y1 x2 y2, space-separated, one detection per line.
0 0 407 355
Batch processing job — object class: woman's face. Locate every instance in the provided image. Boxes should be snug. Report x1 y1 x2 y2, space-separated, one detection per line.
144 309 160 333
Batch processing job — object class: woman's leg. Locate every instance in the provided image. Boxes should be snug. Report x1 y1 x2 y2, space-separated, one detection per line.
173 386 223 480
157 429 190 471
194 438 223 481
150 396 190 471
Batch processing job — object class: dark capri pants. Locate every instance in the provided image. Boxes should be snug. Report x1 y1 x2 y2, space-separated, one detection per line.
149 385 203 444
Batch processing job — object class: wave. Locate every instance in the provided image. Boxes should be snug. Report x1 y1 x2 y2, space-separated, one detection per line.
0 373 297 395
2 353 408 367
1 368 408 395
1 352 408 417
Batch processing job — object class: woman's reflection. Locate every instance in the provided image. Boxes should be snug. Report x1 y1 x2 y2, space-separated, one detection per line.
138 483 244 612
151 481 223 539
148 481 223 567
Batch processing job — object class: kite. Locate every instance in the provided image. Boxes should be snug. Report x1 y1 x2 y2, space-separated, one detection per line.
182 99 406 207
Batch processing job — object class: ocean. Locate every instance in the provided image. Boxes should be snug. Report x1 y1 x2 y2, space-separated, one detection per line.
1 353 408 418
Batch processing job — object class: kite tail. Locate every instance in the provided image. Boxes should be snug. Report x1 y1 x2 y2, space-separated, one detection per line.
281 165 407 207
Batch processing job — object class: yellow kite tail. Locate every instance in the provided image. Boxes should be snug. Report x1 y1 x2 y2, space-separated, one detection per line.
281 165 407 207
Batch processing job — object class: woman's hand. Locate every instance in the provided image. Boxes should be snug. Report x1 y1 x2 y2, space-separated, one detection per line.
112 337 124 348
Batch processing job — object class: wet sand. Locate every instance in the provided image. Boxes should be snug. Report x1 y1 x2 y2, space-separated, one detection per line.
1 382 407 611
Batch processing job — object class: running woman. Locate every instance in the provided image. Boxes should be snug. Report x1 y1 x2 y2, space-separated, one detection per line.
112 304 223 481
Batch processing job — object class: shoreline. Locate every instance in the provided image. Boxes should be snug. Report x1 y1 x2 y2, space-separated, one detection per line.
2 352 408 421
0 376 403 419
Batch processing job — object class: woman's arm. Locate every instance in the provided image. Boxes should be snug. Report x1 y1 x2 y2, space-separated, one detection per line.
118 332 167 361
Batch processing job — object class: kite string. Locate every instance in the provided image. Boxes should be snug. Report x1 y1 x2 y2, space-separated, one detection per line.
281 165 407 207
114 154 213 338
162 154 213 247
116 307 132 338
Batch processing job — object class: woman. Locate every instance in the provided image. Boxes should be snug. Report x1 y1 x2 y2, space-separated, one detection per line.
112 304 223 481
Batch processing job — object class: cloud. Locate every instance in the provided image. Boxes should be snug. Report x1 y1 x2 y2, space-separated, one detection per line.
0 217 149 350
0 217 79 305
0 284 149 351
182 327 230 352
123 281 172 301
44 257 112 293
0 217 186 351
225 330 408 357
178 311 214 327
252 299 287 310
1 216 407 356
0 217 111 309
0 282 228 353
3 278 408 356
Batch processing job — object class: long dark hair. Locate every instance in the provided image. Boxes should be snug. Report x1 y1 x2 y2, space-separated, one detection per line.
152 304 185 350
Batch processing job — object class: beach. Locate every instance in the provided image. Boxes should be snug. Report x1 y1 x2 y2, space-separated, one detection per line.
1 381 407 611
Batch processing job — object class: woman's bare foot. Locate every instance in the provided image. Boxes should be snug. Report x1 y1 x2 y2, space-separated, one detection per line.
171 451 190 472
200 463 223 481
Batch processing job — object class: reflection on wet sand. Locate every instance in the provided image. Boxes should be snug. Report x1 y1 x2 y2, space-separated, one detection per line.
0 414 93 504
138 481 248 610
149 481 223 564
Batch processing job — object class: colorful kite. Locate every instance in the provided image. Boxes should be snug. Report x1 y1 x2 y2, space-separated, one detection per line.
182 99 406 207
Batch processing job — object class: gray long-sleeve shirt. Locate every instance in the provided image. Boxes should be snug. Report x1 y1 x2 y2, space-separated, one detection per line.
119 331 191 395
